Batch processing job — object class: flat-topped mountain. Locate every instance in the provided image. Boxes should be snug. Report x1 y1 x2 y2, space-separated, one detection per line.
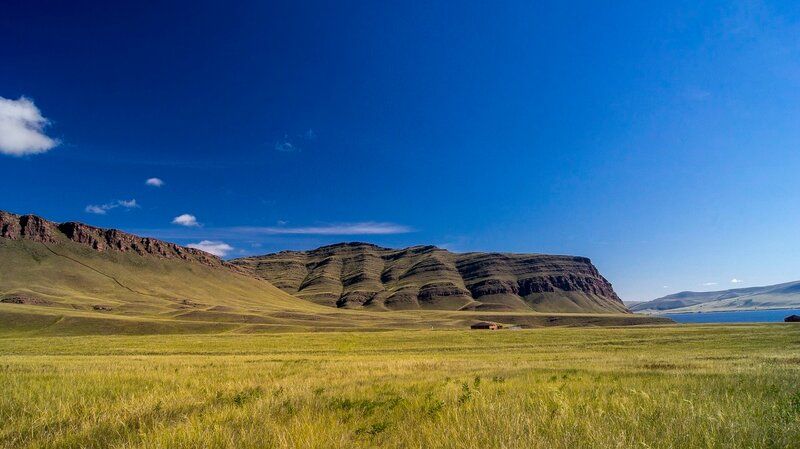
632 280 800 313
232 242 628 313
1 211 670 334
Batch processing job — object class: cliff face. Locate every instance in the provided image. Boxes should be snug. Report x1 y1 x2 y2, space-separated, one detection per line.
232 242 628 313
0 210 223 267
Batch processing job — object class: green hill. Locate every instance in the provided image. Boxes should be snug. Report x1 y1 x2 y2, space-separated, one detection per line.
0 211 667 334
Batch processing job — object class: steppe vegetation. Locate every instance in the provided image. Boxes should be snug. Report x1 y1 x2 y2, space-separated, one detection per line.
2 324 799 448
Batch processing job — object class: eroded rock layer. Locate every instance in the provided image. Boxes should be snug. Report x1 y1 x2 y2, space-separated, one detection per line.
0 210 224 267
232 243 628 313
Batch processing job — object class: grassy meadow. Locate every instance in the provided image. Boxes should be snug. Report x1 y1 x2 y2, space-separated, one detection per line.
2 324 800 448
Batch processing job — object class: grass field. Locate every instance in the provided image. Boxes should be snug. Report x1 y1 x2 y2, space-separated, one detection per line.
2 324 799 448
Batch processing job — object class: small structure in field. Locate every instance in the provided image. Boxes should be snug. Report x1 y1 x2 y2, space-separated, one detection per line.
471 321 499 330
785 314 800 323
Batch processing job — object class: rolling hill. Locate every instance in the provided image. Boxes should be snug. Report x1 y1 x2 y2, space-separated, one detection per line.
631 281 800 313
231 242 629 313
0 210 667 334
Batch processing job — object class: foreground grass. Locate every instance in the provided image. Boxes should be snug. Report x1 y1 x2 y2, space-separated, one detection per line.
1 325 799 448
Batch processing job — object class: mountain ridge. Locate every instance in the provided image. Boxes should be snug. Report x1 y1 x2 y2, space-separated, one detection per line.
0 210 671 334
232 242 628 313
631 280 800 313
0 210 225 268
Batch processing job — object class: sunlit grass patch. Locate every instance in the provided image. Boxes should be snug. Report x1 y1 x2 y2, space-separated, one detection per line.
1 324 799 448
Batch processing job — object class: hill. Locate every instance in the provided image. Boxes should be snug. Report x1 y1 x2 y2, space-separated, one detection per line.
231 242 628 313
0 210 398 334
0 211 667 334
631 280 800 313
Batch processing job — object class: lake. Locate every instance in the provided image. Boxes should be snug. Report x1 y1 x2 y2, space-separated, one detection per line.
659 308 800 323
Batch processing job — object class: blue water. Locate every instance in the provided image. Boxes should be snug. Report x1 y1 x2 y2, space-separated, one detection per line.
661 309 800 323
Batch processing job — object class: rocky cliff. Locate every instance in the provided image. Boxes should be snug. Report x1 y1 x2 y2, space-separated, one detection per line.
232 242 628 313
0 210 224 267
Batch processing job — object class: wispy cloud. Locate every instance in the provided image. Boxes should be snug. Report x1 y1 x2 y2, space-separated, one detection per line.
274 136 298 152
0 96 59 156
129 221 413 242
85 199 139 215
731 278 744 284
85 205 110 215
187 240 233 257
232 222 412 235
702 282 718 287
274 129 317 152
145 177 164 187
172 214 200 227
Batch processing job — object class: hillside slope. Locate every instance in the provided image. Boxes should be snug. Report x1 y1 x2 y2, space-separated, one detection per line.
631 281 800 313
232 242 628 313
0 211 387 332
0 211 666 334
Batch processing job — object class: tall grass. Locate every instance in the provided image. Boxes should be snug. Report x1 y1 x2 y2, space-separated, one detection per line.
1 324 799 448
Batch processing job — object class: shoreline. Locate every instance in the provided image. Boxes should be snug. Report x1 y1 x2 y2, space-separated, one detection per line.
637 307 800 316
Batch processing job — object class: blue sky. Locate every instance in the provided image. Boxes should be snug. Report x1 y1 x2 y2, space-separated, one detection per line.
2 1 800 301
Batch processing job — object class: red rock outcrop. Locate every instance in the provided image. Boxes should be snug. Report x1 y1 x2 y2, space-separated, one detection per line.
0 210 224 268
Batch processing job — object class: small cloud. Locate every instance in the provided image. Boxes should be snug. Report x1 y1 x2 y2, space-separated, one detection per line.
118 199 139 208
145 178 165 187
85 205 110 215
85 199 139 215
276 220 289 226
662 285 669 289
702 282 718 286
275 135 298 152
172 214 200 227
187 240 233 257
0 96 59 156
275 129 315 151
731 278 744 284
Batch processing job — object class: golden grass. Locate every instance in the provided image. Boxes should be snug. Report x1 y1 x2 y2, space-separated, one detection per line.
2 324 799 448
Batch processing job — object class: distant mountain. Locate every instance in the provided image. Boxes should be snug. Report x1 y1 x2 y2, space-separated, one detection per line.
232 242 629 313
631 281 800 313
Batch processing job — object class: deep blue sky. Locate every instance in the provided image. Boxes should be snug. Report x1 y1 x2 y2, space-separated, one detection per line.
2 1 800 301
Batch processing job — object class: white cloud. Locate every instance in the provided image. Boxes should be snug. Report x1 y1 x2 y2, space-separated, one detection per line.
731 278 744 284
702 282 718 286
233 222 412 235
275 136 298 152
85 205 110 215
187 240 233 257
0 96 59 156
172 214 200 227
85 199 139 214
128 221 414 241
145 178 164 187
